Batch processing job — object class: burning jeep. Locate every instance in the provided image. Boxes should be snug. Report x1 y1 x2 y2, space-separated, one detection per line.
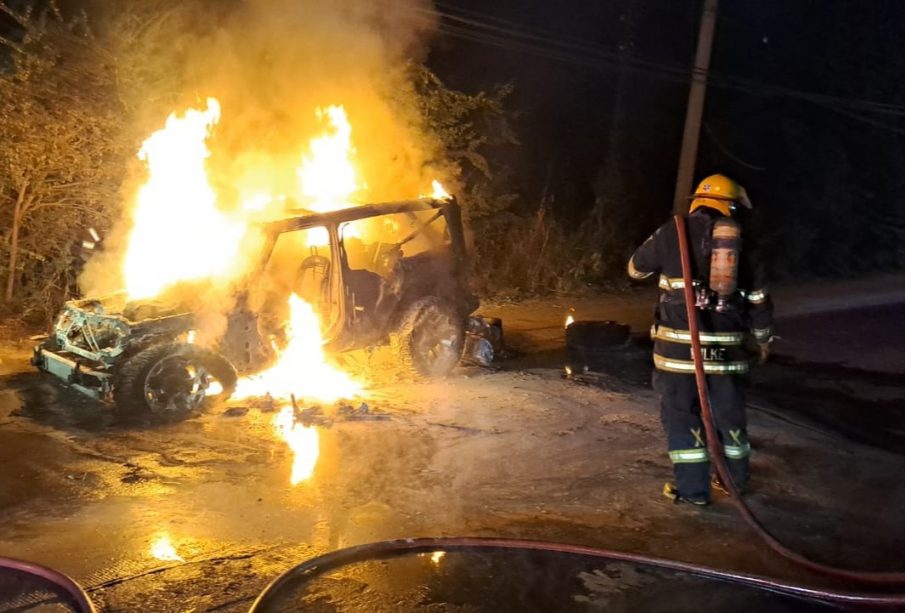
33 196 475 421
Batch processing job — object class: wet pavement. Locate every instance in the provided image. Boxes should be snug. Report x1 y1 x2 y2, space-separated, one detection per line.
0 300 903 611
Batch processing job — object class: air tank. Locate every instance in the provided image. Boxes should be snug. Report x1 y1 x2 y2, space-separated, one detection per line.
709 218 741 309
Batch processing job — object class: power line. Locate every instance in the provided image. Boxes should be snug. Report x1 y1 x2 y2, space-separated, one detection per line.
414 2 905 125
703 123 766 171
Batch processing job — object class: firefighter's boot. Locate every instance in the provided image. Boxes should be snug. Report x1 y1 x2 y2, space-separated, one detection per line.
663 482 709 506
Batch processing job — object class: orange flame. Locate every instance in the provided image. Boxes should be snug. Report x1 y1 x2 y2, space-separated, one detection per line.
123 98 245 299
234 295 357 486
298 105 361 212
431 180 451 200
234 294 362 402
118 101 458 486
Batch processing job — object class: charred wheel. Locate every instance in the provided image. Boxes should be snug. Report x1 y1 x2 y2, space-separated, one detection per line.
113 343 237 422
391 297 465 377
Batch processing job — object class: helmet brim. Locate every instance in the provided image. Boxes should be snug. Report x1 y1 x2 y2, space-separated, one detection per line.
687 188 752 209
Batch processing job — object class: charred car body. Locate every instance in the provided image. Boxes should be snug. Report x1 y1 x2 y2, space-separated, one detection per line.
33 197 476 421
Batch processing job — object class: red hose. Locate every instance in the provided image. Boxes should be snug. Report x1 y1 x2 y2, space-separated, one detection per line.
0 556 96 613
248 536 905 610
673 213 905 587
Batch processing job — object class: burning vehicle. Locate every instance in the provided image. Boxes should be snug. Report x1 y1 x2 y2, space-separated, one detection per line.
32 196 475 421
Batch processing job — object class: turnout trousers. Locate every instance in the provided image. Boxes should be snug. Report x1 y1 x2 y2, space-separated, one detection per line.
652 370 750 501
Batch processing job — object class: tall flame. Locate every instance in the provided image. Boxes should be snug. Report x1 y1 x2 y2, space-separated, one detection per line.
298 105 360 212
123 98 245 299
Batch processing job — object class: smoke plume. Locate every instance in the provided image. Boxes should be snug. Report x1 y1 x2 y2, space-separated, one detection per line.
80 0 445 304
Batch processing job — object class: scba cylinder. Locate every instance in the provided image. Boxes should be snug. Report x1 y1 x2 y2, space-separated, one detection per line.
709 218 741 299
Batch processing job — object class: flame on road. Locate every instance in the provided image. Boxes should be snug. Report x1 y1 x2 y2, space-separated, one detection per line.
234 294 361 403
150 534 184 563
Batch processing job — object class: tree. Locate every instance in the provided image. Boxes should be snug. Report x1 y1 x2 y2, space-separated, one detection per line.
0 1 125 317
409 64 518 220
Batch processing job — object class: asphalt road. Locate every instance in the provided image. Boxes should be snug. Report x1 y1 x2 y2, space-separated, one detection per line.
0 298 903 611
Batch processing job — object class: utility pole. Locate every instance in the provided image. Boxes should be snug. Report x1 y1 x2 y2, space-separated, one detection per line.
672 0 719 214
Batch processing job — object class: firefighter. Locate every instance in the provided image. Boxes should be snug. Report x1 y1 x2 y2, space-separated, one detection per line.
627 174 773 505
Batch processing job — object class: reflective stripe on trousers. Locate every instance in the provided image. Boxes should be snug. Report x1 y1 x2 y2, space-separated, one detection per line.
668 446 750 462
669 448 709 463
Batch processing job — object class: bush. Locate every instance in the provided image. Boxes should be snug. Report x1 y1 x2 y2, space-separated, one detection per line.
469 205 633 298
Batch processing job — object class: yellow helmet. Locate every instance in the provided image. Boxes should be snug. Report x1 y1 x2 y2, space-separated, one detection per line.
689 174 752 216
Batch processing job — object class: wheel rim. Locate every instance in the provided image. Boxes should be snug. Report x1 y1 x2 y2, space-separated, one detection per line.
413 310 461 371
143 354 209 416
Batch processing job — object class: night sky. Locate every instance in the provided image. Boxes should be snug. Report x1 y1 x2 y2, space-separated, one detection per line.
5 0 905 282
429 1 905 278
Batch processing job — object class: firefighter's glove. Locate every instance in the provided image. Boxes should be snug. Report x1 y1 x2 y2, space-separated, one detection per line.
756 342 771 365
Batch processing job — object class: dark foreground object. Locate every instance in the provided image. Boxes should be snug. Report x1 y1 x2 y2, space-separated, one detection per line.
0 556 96 612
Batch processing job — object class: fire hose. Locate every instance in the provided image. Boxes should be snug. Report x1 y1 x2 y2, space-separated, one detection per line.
672 213 905 592
249 536 905 610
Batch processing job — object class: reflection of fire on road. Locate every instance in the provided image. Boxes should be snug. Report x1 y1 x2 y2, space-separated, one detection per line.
119 97 447 485
150 533 184 563
273 406 320 484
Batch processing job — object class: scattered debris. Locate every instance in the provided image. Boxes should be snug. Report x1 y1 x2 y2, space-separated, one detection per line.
221 406 249 418
337 401 389 421
463 316 505 366
244 393 278 412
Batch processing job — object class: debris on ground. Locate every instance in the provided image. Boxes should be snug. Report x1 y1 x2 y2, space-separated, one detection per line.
463 316 506 366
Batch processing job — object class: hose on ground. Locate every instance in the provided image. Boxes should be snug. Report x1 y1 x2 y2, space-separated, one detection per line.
673 213 905 588
248 536 905 611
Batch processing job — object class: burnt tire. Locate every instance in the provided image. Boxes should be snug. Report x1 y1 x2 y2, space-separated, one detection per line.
565 320 631 351
390 297 465 378
113 343 237 422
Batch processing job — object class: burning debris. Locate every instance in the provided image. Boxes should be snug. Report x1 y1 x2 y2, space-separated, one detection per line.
233 294 362 403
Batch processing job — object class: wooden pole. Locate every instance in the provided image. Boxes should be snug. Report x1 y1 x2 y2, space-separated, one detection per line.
672 0 719 214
